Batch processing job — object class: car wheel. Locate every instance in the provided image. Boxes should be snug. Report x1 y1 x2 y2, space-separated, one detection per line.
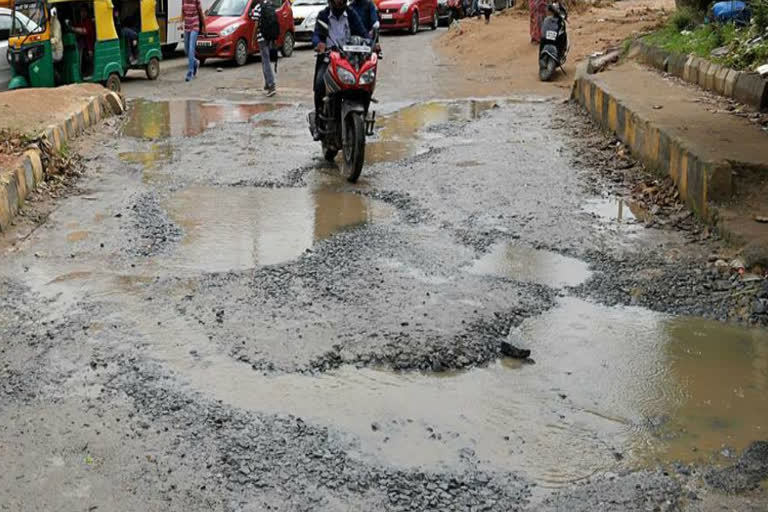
409 11 418 34
234 38 248 66
431 11 438 29
281 32 295 57
145 57 160 80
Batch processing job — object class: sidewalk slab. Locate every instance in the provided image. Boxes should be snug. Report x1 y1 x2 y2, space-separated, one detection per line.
574 62 768 244
0 85 125 232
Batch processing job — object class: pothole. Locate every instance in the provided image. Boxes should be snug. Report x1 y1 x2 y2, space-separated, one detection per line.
121 99 289 139
144 297 768 485
468 243 592 288
162 182 395 272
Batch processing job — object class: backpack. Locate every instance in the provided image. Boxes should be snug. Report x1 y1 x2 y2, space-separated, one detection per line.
260 1 280 42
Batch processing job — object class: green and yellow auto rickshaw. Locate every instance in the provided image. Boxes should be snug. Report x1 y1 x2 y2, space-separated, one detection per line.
7 0 161 91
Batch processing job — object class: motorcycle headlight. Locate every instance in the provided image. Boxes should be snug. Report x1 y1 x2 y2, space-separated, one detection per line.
358 68 375 85
399 3 409 13
220 22 242 36
336 67 356 85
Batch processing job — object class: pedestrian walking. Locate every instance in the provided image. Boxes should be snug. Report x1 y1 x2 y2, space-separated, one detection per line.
250 0 281 96
529 0 547 43
183 0 206 81
477 0 492 23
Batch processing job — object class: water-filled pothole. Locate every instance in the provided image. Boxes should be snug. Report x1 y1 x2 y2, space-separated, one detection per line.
163 182 394 272
121 99 288 139
469 243 592 288
366 100 500 164
146 297 768 484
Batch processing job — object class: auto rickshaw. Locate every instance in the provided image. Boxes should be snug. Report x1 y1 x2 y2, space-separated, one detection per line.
6 0 161 91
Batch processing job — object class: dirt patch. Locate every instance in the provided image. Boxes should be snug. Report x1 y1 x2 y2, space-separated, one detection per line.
0 83 107 136
434 0 671 97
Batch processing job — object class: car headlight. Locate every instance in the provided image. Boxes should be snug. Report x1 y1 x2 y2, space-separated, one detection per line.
399 3 409 12
336 67 356 85
358 68 375 85
306 12 318 25
220 23 242 36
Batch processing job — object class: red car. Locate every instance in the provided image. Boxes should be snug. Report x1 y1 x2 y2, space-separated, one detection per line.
377 0 439 34
196 0 295 67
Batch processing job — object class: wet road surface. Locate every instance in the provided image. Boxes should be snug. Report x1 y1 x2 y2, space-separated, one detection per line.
2 31 768 512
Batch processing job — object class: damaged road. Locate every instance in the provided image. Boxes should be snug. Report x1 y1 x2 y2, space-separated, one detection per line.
2 30 768 512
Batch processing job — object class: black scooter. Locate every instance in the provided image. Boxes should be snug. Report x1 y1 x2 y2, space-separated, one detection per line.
538 2 568 81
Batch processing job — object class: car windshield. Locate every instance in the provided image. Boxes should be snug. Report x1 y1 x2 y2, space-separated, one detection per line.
208 0 249 16
292 0 326 5
11 1 44 36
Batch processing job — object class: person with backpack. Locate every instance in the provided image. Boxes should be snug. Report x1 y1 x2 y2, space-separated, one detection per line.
250 0 280 96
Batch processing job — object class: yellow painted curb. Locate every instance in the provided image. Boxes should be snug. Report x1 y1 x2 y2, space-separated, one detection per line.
0 90 123 232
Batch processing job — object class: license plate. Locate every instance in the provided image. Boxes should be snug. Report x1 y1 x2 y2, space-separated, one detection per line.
197 40 213 47
380 13 393 19
343 45 369 53
545 30 557 40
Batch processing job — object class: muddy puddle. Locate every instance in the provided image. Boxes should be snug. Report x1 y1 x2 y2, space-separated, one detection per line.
163 181 394 272
366 100 501 164
469 243 592 288
121 99 288 139
144 297 768 485
118 143 174 171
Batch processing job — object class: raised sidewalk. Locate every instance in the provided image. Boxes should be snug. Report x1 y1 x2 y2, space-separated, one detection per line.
573 61 768 245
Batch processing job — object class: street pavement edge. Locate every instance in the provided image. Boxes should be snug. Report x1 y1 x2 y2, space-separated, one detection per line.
0 90 125 232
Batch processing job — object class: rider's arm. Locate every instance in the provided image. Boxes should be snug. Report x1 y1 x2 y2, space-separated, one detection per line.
312 9 329 49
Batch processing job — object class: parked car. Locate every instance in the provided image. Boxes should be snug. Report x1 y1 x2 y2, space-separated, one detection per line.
291 0 325 42
0 7 13 90
377 0 439 34
196 0 294 67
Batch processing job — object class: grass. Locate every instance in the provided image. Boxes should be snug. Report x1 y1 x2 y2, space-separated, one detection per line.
644 20 739 58
641 11 768 71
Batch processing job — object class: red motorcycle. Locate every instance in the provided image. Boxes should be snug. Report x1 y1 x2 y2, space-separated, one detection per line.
308 34 378 183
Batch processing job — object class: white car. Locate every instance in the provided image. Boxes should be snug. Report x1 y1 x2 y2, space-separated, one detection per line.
291 0 325 42
1 7 12 91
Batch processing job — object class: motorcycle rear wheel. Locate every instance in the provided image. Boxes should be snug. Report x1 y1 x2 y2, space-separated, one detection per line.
539 56 556 82
342 113 365 183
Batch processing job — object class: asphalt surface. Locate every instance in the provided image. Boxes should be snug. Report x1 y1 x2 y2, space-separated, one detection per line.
2 29 768 512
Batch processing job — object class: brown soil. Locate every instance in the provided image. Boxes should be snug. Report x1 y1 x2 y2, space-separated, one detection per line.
0 83 107 136
434 0 673 97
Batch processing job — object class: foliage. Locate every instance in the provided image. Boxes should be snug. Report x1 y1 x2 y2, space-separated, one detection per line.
753 0 768 33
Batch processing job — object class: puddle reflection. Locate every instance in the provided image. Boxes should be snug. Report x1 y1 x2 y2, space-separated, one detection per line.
469 243 592 288
121 100 288 139
164 183 394 272
366 100 500 164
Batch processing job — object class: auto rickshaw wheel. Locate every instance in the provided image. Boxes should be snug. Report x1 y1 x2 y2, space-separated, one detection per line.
146 58 160 80
105 73 121 92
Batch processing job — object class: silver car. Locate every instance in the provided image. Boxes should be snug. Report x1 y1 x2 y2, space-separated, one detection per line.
0 7 11 91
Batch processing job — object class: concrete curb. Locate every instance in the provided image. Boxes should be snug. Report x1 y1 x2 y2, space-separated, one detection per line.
0 90 125 232
629 40 768 111
572 74 732 222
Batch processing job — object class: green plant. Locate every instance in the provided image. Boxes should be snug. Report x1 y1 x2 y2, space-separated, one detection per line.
753 0 768 33
670 7 698 31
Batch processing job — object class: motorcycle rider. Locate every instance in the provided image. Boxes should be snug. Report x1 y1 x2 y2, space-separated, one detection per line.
311 0 367 139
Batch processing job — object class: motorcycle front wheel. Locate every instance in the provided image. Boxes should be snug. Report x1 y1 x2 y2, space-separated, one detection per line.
539 55 556 82
342 113 365 183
